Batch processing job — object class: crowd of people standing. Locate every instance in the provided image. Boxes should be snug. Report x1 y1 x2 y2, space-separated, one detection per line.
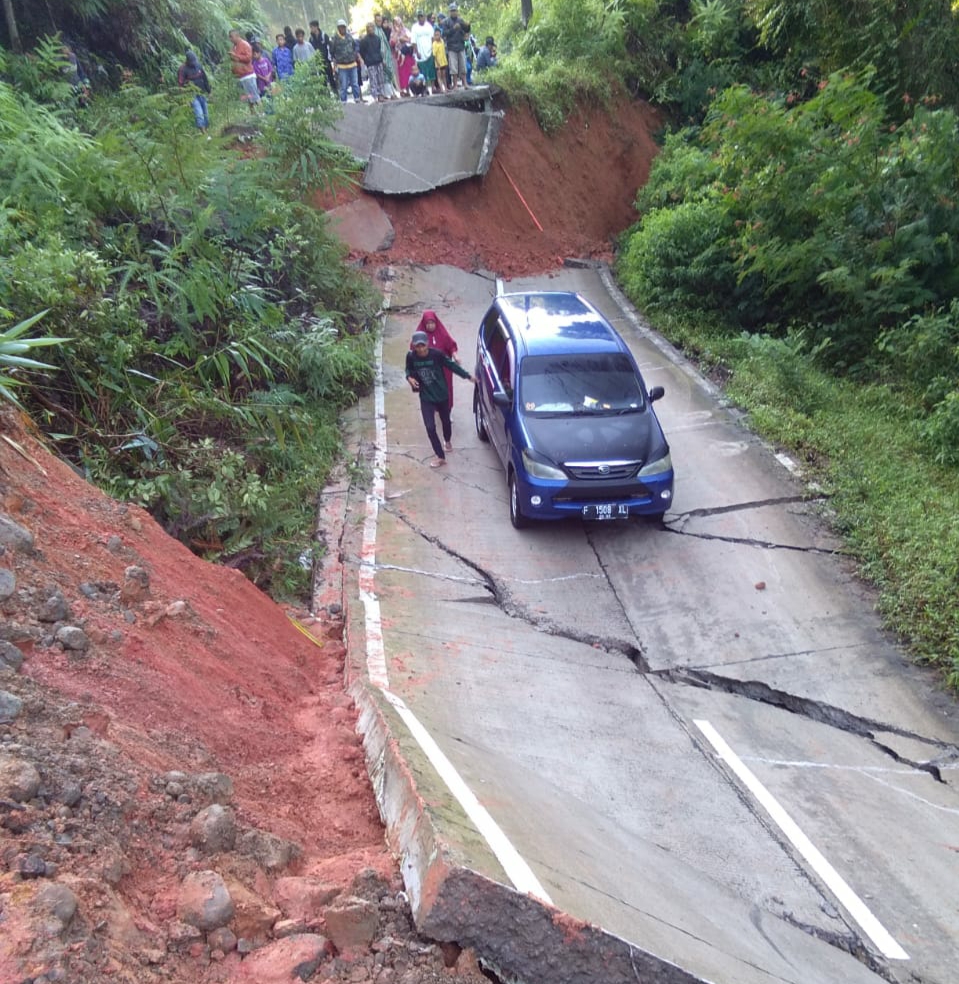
177 6 500 132
291 4 487 101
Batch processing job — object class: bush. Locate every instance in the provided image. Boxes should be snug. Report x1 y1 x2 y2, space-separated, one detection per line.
0 46 380 603
618 196 748 312
621 74 959 368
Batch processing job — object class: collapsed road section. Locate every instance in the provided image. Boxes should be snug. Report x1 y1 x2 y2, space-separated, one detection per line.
327 86 503 194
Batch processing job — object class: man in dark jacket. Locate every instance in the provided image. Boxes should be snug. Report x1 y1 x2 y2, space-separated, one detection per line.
309 20 335 89
406 331 475 467
358 23 386 102
442 2 471 88
177 50 210 131
330 19 362 103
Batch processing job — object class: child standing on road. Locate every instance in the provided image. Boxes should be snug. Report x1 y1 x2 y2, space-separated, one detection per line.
431 28 448 92
406 331 474 467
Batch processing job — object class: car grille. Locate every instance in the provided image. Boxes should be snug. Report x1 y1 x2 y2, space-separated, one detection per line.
564 461 642 480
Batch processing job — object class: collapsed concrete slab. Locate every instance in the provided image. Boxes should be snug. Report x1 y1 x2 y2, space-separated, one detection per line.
327 87 502 195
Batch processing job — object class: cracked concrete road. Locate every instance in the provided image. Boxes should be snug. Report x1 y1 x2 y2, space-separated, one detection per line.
342 263 959 984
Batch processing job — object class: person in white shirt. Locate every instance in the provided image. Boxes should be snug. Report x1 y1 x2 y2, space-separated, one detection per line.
410 10 434 62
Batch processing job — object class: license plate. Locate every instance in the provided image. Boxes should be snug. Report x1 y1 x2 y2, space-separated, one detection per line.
582 503 630 520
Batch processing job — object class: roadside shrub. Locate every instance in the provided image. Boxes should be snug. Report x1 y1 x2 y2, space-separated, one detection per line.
262 62 357 195
633 131 719 210
295 319 375 406
622 74 959 368
618 196 743 311
1 43 379 603
877 301 959 404
921 392 959 467
493 55 611 132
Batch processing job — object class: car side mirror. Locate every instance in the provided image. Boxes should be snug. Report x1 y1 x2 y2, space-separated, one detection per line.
648 386 665 403
492 390 511 409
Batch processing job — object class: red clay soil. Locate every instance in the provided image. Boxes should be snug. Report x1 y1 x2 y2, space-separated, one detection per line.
0 410 396 982
0 98 660 983
315 97 663 276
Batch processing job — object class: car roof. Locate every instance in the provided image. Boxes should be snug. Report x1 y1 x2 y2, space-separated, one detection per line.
497 292 624 356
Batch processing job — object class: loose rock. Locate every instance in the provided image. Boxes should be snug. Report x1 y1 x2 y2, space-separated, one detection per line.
120 565 150 603
0 640 24 672
177 870 234 932
0 514 33 553
237 828 300 872
0 567 15 600
273 876 341 923
235 933 330 984
190 804 237 854
55 625 89 651
0 691 24 724
38 588 71 623
192 771 234 805
323 896 379 953
34 882 78 935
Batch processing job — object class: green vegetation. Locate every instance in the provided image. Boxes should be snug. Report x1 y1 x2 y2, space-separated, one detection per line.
0 312 68 409
606 1 959 683
0 38 375 602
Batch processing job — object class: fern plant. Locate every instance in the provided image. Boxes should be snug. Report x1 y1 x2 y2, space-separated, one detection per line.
0 311 68 407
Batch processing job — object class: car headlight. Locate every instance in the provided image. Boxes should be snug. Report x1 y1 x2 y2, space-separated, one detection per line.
521 448 566 480
638 452 672 477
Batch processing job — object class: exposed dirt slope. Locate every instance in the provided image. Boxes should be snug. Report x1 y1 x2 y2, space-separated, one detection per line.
320 98 663 276
0 98 660 984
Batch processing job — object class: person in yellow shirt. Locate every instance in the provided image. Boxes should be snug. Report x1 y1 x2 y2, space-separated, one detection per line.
431 27 448 92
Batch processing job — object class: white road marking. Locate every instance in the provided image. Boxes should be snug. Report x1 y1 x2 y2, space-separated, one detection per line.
695 719 910 961
743 757 959 813
357 279 553 904
359 327 389 689
382 688 553 903
775 452 800 474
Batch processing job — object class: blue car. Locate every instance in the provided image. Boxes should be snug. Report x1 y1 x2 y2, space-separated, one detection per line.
472 291 674 529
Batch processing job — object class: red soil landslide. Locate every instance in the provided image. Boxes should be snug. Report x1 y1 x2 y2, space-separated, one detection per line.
318 99 663 276
0 410 405 982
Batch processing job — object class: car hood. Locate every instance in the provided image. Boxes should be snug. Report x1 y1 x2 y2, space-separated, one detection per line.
523 411 667 465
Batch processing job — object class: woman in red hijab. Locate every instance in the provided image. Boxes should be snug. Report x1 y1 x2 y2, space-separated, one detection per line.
411 309 461 408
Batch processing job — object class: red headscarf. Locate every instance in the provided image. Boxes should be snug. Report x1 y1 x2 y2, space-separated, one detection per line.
411 309 460 408
412 309 458 359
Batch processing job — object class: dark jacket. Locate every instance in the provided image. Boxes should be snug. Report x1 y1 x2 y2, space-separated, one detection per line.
178 52 210 93
443 16 470 53
406 349 470 404
330 32 357 65
358 34 383 66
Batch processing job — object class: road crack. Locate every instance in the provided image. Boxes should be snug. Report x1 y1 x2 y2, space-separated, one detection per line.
777 912 898 982
653 666 957 780
673 494 825 520
663 495 843 555
386 505 647 665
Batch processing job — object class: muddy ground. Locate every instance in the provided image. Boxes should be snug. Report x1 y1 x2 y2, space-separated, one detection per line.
0 98 660 984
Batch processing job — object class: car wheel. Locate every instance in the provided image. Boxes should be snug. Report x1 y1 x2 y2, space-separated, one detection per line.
643 510 667 526
473 389 489 442
508 472 530 529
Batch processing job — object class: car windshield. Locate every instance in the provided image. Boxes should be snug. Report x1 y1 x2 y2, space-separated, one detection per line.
519 354 645 415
